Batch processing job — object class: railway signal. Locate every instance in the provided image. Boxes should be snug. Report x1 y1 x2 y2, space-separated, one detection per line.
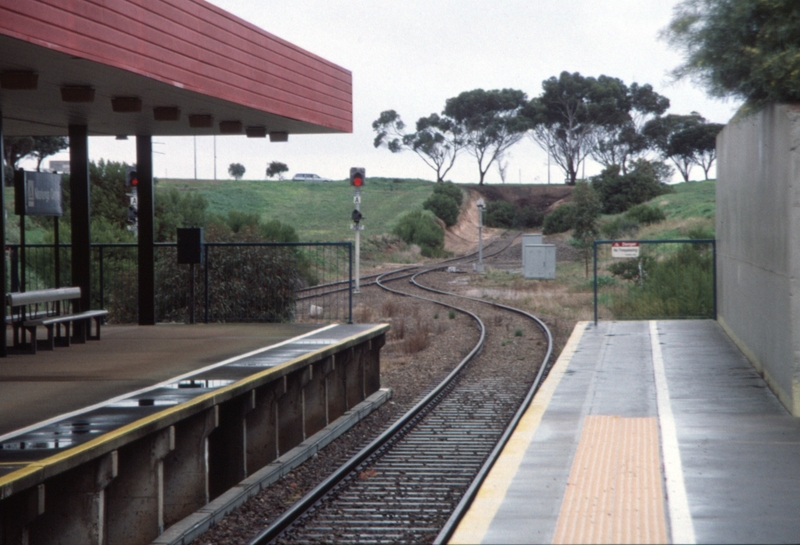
125 165 139 235
350 167 365 187
350 167 365 293
126 166 138 187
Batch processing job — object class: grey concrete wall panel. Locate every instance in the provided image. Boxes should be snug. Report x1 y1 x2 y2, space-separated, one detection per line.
523 244 556 279
244 385 280 476
163 409 217 527
716 103 800 414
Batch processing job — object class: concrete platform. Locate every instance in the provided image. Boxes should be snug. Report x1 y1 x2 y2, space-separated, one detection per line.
0 323 320 436
0 322 389 544
451 320 800 544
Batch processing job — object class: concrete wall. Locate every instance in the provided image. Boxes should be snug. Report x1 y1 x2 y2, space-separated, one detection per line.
717 103 800 415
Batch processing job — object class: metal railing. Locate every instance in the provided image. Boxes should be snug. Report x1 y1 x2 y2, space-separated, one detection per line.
593 239 716 324
7 241 353 324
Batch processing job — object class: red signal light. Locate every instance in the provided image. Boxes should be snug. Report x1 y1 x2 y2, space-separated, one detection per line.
350 167 365 187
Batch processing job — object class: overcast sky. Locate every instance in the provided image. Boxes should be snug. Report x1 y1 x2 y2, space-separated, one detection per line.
43 0 740 184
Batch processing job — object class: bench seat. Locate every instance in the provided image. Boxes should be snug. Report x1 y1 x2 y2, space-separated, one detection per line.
7 287 107 354
24 309 109 351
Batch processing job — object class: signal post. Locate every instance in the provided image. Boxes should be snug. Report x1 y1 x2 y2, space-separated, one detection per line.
350 167 365 292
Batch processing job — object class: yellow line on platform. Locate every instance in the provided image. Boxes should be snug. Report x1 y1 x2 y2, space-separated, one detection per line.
0 324 390 492
552 415 667 544
449 321 588 545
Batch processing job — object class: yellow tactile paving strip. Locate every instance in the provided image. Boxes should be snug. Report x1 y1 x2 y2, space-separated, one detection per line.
448 321 588 544
552 415 667 545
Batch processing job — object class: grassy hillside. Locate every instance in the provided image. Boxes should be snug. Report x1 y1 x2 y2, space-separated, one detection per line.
634 179 716 239
157 177 434 242
4 177 715 246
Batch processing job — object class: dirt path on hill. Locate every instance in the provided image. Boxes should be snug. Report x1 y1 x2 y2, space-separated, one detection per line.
443 190 504 254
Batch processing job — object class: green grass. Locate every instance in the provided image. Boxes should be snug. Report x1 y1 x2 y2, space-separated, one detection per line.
649 180 716 220
157 177 435 242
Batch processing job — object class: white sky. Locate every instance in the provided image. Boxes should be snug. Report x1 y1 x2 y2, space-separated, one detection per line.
39 0 740 184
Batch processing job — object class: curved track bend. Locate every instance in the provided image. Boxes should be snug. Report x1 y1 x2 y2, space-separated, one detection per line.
248 238 553 544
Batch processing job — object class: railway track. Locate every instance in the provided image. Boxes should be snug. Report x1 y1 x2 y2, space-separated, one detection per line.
296 231 521 303
247 237 553 544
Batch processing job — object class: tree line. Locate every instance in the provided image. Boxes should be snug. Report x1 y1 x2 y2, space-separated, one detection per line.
373 72 724 186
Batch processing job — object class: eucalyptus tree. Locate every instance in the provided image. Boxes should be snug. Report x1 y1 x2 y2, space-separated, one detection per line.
3 136 68 173
443 88 528 185
228 162 245 180
372 110 463 183
643 112 723 181
664 0 800 107
592 83 670 173
525 72 628 185
266 161 289 180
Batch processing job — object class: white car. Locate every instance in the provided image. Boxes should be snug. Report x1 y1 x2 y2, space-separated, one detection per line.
292 173 332 182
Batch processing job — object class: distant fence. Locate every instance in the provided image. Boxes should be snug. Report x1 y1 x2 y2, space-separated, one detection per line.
7 242 353 324
593 239 716 324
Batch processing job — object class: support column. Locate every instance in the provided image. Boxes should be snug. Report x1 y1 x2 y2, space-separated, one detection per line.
106 428 173 543
29 452 116 544
69 124 91 313
136 135 155 325
0 484 44 544
163 408 218 527
245 384 281 475
0 112 6 357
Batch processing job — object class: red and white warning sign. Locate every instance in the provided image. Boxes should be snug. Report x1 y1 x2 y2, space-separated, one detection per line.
611 241 640 258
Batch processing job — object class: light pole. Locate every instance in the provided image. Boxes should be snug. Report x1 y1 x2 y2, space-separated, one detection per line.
476 197 485 273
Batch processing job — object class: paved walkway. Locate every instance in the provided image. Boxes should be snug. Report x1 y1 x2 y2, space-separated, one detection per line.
452 320 800 544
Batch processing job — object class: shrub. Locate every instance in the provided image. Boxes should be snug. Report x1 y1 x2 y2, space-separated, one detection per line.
608 255 655 282
260 218 299 242
433 181 464 207
392 209 445 257
543 204 576 234
225 210 261 233
485 201 516 228
625 204 666 225
600 217 640 239
610 243 714 319
591 161 672 214
423 193 460 227
514 205 544 229
687 226 714 239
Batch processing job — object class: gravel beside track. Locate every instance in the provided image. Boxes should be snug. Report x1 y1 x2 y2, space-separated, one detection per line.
193 237 551 544
192 283 479 544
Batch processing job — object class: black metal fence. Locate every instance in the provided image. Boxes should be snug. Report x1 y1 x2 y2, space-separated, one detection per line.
593 239 716 324
7 241 353 324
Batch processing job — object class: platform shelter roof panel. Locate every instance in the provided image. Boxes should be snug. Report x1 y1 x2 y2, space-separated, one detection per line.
0 0 352 137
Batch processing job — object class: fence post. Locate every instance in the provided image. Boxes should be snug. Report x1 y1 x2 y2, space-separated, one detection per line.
10 246 18 292
593 241 598 326
54 218 60 288
712 239 717 321
204 246 210 324
348 242 353 324
99 246 104 310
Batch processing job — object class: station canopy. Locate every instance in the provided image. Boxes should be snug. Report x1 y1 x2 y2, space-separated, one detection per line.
0 0 352 139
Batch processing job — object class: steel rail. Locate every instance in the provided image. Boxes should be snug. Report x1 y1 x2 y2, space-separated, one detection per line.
247 270 487 545
406 266 554 543
296 230 521 300
248 230 540 544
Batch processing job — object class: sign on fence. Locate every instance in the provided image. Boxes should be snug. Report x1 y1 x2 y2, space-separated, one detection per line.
14 170 63 217
612 241 640 258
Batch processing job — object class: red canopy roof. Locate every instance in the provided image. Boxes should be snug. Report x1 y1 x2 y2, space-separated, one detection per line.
0 0 352 137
